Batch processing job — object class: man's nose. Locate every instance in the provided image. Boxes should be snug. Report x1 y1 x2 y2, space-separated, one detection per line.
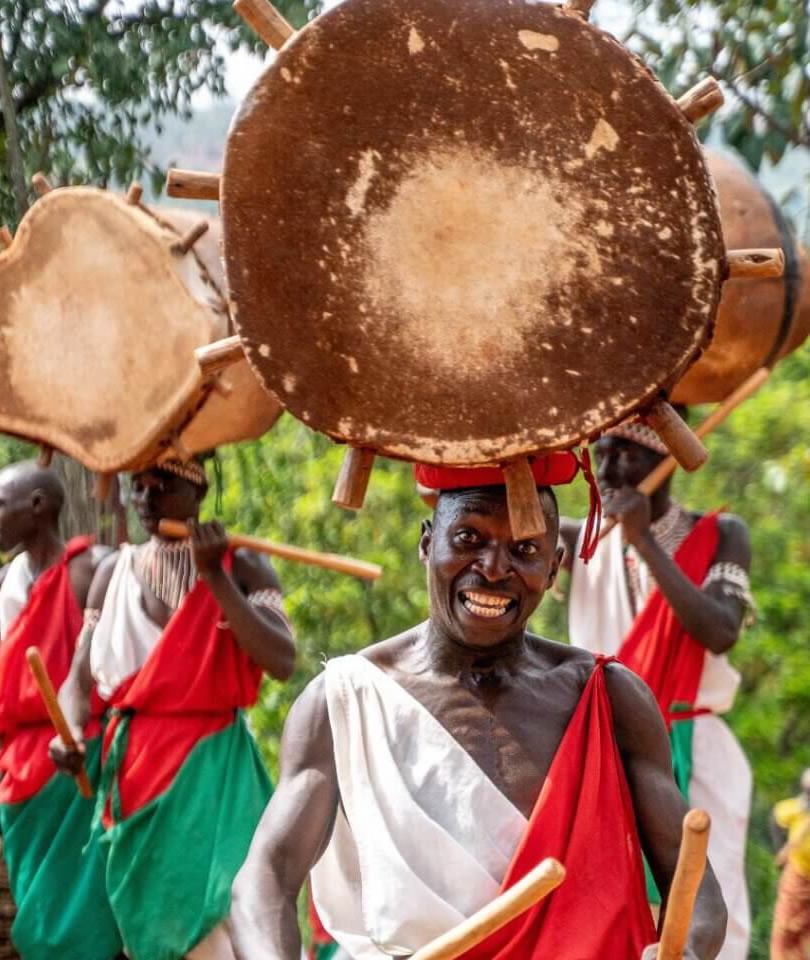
475 543 512 581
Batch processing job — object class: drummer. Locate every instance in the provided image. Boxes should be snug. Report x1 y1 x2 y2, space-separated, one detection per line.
51 458 296 960
561 419 753 960
0 460 118 959
229 458 727 960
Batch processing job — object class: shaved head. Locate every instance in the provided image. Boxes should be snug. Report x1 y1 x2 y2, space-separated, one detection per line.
0 460 65 550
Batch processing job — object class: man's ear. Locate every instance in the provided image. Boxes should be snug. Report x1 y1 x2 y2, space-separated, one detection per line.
418 519 433 566
548 544 564 588
30 489 45 516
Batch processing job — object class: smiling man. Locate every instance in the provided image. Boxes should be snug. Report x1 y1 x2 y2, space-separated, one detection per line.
229 454 727 960
52 458 296 960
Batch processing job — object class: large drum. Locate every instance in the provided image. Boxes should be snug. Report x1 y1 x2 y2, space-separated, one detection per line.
0 187 281 473
672 149 810 404
221 0 726 468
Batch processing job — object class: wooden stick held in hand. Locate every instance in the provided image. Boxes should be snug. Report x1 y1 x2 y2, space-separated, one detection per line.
411 858 566 960
158 519 383 581
25 647 93 799
598 367 770 543
658 809 711 960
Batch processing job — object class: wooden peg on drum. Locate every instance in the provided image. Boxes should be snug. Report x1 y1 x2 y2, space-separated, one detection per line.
333 447 376 511
126 181 144 206
195 335 245 376
234 0 294 49
503 459 547 540
31 172 53 196
37 445 54 468
727 248 785 279
0 225 12 250
563 0 596 20
93 472 114 503
166 168 221 202
172 220 210 256
644 400 708 472
677 77 724 124
212 377 234 399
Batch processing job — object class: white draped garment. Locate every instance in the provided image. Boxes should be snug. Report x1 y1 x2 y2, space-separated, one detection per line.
568 524 752 960
310 654 528 960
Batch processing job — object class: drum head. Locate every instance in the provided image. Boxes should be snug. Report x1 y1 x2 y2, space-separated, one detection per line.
223 0 724 465
0 189 219 471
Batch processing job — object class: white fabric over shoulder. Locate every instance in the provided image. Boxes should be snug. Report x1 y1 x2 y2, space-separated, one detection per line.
311 654 527 960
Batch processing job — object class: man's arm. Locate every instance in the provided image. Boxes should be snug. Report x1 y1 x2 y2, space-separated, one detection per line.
50 550 118 774
189 520 296 681
605 661 727 960
606 490 750 654
230 674 339 960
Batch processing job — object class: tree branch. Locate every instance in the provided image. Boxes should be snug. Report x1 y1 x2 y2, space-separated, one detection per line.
0 40 28 218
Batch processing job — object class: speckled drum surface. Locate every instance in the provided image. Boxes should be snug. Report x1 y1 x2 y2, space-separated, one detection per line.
222 0 725 465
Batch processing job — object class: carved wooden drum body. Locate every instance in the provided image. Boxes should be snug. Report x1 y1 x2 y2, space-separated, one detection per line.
672 149 810 404
0 188 281 472
222 0 725 466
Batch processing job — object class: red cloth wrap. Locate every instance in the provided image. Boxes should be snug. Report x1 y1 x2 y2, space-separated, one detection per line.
457 656 656 960
101 553 262 826
0 537 102 804
617 513 720 727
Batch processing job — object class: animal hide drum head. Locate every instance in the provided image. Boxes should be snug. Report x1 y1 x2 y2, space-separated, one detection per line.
223 0 725 465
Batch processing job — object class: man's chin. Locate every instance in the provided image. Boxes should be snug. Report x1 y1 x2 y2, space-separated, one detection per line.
450 600 524 646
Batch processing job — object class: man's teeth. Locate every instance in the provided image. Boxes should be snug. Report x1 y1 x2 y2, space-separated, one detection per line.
461 592 512 618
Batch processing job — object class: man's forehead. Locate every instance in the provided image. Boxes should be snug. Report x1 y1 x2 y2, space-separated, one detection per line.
436 488 508 520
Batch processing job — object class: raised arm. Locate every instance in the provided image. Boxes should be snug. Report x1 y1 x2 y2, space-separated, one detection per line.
230 673 339 960
606 491 750 654
189 519 296 681
606 661 727 960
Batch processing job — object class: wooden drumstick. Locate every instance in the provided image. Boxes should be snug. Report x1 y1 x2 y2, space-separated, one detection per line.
645 400 708 472
677 78 724 124
165 168 221 202
598 367 770 542
503 458 547 540
25 647 93 799
126 182 144 205
157 519 383 581
196 336 245 376
658 809 711 960
234 0 294 49
727 248 785 279
332 447 376 511
410 858 565 960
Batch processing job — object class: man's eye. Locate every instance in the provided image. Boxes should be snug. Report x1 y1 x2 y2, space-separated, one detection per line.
455 529 480 545
516 541 539 557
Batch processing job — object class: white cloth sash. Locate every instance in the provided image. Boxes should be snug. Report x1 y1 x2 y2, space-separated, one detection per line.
310 654 527 960
91 545 161 699
0 552 35 642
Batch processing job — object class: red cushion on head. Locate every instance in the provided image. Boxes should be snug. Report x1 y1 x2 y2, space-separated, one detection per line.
413 453 580 492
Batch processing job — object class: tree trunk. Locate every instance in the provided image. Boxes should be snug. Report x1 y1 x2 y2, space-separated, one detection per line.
0 40 28 222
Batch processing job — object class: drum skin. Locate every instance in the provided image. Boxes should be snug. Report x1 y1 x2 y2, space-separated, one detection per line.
222 0 725 465
0 189 280 472
672 149 810 404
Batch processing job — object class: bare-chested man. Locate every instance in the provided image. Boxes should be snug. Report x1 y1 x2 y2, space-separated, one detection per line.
561 422 753 960
228 456 727 960
52 458 296 960
0 460 118 960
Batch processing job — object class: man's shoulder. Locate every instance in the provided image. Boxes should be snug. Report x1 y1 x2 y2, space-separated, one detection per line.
358 626 424 671
525 633 594 672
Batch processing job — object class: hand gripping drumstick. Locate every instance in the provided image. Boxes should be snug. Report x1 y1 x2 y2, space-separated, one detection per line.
25 647 93 799
598 367 770 543
409 858 565 960
657 809 711 960
157 519 383 582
